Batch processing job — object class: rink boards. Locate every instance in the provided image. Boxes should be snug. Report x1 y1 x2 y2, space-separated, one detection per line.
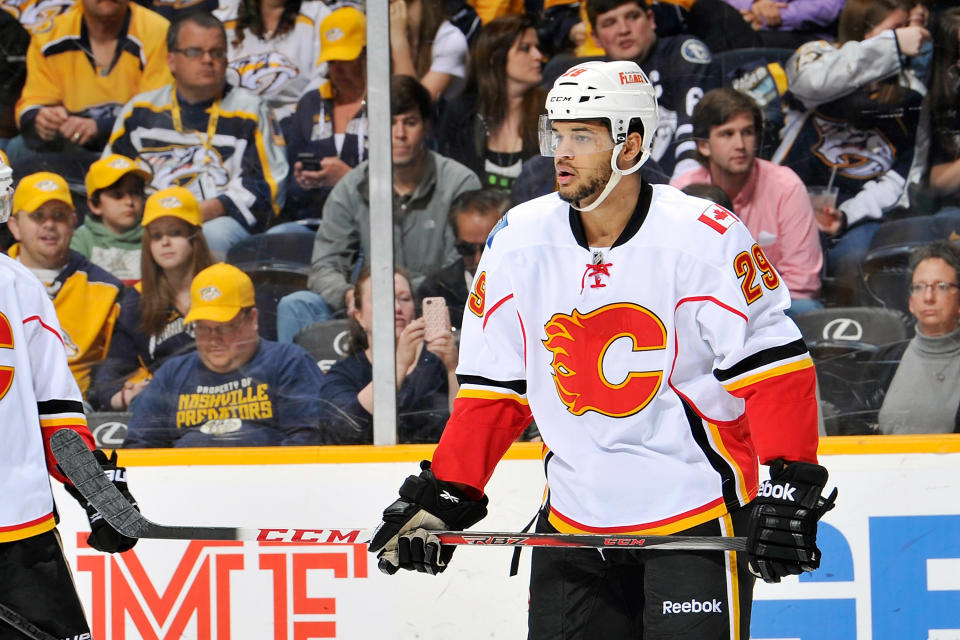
50 435 960 640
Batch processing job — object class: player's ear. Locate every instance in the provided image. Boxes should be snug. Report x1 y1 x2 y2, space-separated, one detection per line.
617 131 643 169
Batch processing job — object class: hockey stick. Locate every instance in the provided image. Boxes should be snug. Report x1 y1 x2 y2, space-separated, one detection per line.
0 601 59 640
52 429 747 552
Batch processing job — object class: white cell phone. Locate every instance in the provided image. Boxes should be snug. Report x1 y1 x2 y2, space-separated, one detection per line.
422 297 450 342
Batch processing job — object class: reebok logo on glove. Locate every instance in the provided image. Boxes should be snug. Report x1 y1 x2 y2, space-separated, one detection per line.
757 480 796 501
439 490 460 504
104 468 126 483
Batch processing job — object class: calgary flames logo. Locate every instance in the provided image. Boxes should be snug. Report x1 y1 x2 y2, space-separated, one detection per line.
0 312 14 401
542 303 666 418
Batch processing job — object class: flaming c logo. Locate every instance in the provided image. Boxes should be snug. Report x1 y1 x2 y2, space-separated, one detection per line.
542 303 666 418
0 312 14 401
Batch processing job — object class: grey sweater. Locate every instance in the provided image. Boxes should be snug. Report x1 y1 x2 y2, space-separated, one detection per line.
306 151 481 311
878 327 960 434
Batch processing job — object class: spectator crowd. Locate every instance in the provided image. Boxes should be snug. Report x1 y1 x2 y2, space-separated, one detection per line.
0 0 958 444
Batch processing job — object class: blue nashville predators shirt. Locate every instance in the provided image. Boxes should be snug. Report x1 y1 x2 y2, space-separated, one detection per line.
124 339 324 447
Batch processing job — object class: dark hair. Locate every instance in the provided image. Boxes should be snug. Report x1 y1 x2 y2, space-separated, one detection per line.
167 12 227 52
448 188 511 235
346 266 414 355
681 183 734 211
232 0 302 47
467 15 546 154
585 0 648 31
139 222 214 336
409 0 448 78
391 75 432 121
927 8 960 139
908 241 960 286
692 88 762 166
837 0 902 44
90 174 146 208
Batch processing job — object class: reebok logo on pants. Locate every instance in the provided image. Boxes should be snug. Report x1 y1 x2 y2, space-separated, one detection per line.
662 598 723 614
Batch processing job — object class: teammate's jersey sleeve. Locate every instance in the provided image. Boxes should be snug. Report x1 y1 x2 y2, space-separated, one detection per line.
20 269 95 482
677 201 818 464
431 214 533 493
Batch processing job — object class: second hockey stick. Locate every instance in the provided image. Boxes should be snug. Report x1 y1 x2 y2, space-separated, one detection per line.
52 429 746 552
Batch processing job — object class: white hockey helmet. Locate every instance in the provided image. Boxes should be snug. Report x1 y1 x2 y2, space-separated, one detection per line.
0 150 11 224
539 60 659 211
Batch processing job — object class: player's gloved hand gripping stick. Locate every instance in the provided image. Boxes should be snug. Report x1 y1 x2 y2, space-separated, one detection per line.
369 460 489 575
747 459 838 583
62 448 139 553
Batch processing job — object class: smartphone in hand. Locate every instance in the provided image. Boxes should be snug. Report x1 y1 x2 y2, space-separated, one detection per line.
298 152 322 171
422 297 450 342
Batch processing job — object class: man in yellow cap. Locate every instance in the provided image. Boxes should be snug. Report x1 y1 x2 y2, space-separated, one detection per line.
122 262 326 447
282 6 369 226
71 154 152 285
6 171 123 403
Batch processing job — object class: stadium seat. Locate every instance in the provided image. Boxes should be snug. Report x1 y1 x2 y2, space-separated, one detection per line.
859 213 960 312
226 232 315 341
293 318 351 373
792 306 912 436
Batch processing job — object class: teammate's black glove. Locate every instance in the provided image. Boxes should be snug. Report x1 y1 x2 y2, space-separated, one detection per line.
64 449 139 553
368 460 488 575
747 459 838 583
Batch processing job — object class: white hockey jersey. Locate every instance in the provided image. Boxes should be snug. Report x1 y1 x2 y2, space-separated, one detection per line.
0 254 94 542
432 184 819 534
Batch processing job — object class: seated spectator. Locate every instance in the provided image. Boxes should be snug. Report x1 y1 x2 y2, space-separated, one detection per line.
437 15 546 193
92 186 214 411
672 87 823 316
723 0 845 49
134 0 219 23
418 188 510 329
276 75 481 342
123 262 325 447
389 0 468 102
282 6 368 226
862 242 960 434
216 0 330 128
105 12 289 258
70 154 150 285
6 172 122 401
773 0 928 301
2 0 76 34
585 0 716 179
318 267 458 444
922 7 960 214
12 0 171 169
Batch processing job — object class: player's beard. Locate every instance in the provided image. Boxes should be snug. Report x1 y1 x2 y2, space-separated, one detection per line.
558 162 613 207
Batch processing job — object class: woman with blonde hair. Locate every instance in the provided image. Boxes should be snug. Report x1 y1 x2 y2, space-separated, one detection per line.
93 187 214 410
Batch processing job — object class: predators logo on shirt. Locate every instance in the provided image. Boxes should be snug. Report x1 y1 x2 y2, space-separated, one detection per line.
228 52 300 96
542 303 666 418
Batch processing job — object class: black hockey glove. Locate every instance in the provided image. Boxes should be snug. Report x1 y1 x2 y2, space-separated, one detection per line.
64 449 139 553
747 459 838 584
369 460 488 576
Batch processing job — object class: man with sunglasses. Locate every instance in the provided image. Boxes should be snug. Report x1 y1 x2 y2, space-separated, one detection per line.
123 262 326 447
105 12 288 258
6 171 123 404
418 188 511 331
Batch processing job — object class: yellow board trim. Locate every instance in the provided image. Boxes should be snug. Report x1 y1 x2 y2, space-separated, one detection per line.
107 435 960 467
723 358 813 391
0 515 56 543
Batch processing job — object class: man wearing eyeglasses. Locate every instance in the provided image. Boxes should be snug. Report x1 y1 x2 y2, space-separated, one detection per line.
417 188 511 331
5 172 123 403
123 263 325 447
871 241 960 434
105 12 288 258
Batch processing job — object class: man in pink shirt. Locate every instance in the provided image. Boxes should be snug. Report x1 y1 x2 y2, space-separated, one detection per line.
672 87 823 316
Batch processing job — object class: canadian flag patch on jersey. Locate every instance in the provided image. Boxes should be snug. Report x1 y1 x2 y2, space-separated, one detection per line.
697 205 738 234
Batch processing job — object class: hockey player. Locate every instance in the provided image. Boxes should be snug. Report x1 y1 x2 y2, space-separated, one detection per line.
370 60 836 639
0 156 137 638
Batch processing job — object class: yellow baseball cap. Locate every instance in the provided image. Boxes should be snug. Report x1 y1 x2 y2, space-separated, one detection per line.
317 7 366 63
184 263 255 324
141 186 203 228
12 172 74 214
85 154 151 196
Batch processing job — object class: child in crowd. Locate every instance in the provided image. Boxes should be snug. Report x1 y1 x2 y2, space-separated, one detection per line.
71 155 150 285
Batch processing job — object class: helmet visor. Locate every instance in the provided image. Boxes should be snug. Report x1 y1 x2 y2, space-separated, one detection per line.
538 115 617 158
